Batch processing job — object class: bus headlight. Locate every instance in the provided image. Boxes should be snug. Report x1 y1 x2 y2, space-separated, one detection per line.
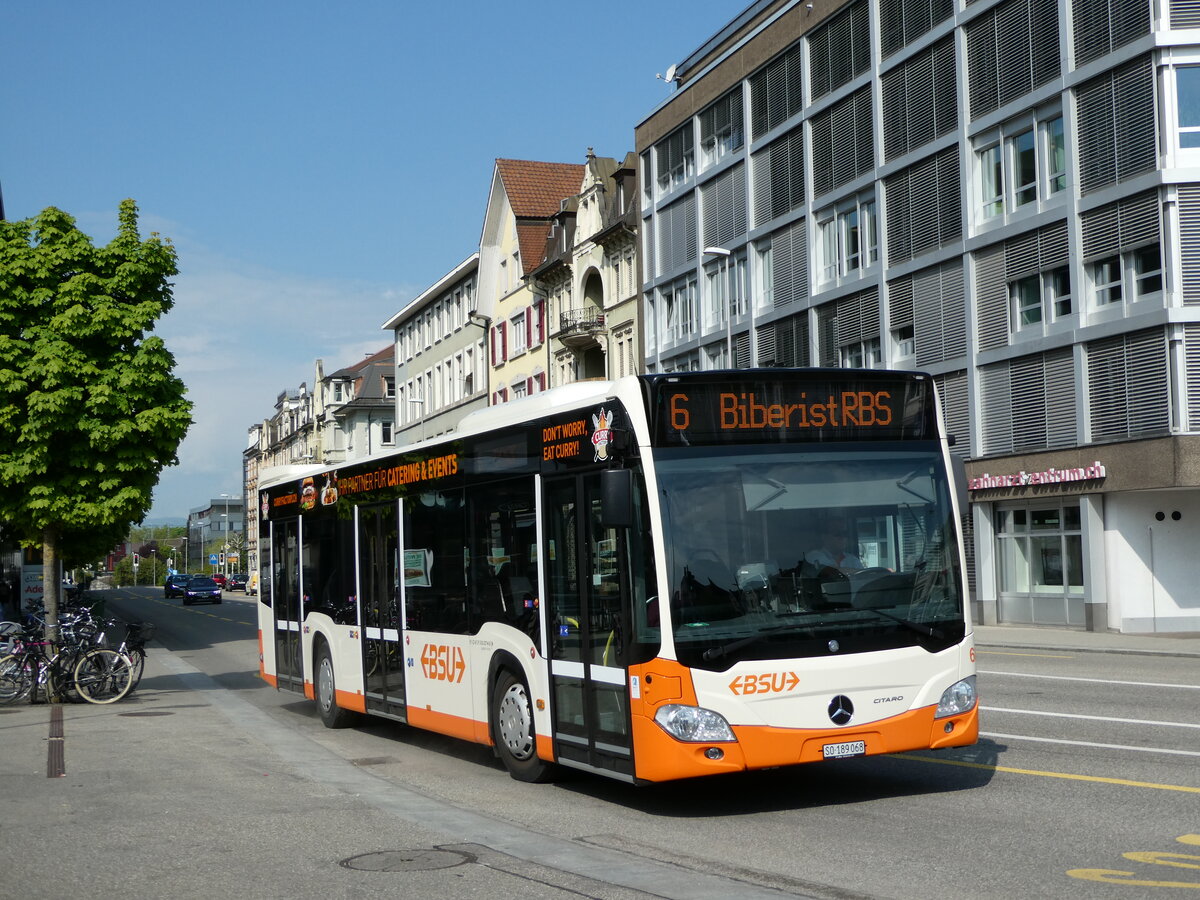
653 704 736 742
934 675 977 718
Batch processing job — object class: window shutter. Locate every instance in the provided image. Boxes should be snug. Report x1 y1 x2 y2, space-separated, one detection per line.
1186 324 1200 428
526 307 534 347
500 322 508 362
979 362 1014 454
1087 328 1169 440
935 370 971 458
974 243 1009 351
756 322 778 365
1044 348 1077 448
1179 185 1200 306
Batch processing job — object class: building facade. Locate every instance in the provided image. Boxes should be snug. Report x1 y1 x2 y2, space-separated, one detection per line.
636 0 1200 632
529 150 644 387
478 159 585 403
186 497 245 575
385 254 488 444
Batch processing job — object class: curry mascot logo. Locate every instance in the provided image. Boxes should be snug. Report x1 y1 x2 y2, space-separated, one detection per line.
591 408 615 461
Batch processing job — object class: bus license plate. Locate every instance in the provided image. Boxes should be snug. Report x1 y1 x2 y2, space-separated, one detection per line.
823 740 866 759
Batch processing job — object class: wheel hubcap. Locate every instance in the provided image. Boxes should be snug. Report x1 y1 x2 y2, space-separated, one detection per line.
318 658 334 710
497 683 534 760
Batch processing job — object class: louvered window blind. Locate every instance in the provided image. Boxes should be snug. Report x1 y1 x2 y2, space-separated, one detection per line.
655 194 697 277
980 348 1076 454
880 0 954 58
1073 0 1151 66
885 146 962 263
749 43 804 139
809 0 871 102
966 0 1060 120
1076 55 1156 195
811 87 874 199
1086 328 1169 440
752 125 804 225
701 164 747 250
881 36 957 161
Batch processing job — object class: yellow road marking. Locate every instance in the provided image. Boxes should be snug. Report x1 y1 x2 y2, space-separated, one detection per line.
903 754 1200 794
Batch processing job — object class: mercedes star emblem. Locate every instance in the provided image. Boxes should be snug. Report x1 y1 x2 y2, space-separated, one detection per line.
828 695 854 725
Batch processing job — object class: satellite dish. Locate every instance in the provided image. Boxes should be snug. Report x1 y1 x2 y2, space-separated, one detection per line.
664 63 678 83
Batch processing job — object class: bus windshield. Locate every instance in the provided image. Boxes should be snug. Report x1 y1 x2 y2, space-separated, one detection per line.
656 443 965 669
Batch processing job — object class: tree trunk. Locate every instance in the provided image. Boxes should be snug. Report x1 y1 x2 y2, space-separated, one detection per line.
42 526 59 647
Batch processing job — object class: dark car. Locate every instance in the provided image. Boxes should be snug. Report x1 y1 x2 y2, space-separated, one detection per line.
210 573 227 589
164 573 191 598
182 575 222 606
227 573 248 592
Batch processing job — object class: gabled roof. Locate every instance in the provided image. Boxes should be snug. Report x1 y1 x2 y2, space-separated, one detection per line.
329 344 394 381
495 159 584 219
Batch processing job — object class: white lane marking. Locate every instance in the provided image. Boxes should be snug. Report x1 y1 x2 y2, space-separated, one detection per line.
982 705 1200 730
982 731 1200 758
980 669 1200 690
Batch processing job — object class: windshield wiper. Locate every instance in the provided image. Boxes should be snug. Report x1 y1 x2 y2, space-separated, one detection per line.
857 607 944 640
700 613 823 661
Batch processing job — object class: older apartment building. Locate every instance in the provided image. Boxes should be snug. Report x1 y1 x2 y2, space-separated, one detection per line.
636 0 1200 632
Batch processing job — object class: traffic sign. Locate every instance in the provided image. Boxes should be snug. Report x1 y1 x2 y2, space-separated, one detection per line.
209 553 218 565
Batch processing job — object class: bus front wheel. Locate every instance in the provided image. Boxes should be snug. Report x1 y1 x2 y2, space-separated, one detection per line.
491 670 554 783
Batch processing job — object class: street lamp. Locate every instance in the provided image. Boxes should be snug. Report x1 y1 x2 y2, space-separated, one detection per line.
220 493 232 575
703 247 733 366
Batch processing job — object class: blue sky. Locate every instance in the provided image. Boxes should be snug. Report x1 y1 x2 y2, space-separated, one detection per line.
2 1 736 523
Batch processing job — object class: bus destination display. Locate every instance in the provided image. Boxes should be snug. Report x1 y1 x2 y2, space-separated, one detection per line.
652 373 934 445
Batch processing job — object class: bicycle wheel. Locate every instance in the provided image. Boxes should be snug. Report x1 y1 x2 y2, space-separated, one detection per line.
0 653 35 704
125 646 146 691
73 648 134 704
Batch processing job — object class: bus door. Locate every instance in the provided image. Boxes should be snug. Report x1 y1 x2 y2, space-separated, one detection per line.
272 517 303 691
359 503 405 717
543 473 634 778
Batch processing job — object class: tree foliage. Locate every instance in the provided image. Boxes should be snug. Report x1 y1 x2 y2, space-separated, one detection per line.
0 200 192 634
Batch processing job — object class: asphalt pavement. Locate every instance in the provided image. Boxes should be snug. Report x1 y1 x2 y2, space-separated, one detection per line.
2 620 1197 899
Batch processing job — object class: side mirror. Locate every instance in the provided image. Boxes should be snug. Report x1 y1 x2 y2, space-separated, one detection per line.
600 468 633 528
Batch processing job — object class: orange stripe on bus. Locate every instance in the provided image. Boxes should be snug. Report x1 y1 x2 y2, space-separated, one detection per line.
632 704 979 783
407 706 486 745
337 689 367 713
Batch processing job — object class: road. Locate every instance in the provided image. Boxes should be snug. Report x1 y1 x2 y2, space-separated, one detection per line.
9 585 1198 899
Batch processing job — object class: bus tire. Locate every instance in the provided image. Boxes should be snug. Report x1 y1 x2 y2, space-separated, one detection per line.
314 643 358 729
491 670 554 783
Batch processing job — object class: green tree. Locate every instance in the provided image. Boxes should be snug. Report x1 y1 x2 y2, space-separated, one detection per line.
0 200 192 640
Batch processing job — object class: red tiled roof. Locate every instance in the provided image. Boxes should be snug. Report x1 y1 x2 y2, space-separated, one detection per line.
516 222 553 275
495 158 585 219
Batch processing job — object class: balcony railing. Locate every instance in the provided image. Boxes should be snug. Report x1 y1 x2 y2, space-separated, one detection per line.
557 308 606 348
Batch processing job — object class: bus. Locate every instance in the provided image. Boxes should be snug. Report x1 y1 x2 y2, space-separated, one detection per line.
255 369 978 784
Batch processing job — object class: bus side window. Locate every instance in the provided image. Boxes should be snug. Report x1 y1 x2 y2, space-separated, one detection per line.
466 481 538 644
403 490 468 634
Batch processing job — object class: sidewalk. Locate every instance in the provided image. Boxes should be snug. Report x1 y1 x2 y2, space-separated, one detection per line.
974 623 1200 658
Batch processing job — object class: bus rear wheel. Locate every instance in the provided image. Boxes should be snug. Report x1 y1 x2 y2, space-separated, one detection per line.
315 644 358 729
491 670 554 783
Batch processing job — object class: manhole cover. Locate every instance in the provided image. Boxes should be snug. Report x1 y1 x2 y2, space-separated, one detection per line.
118 711 175 717
340 849 473 872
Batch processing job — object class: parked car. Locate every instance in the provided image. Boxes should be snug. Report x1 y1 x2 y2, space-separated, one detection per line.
227 573 248 592
182 575 222 606
210 573 227 589
164 573 191 598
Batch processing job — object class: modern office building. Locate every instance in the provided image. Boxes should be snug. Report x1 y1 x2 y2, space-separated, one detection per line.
636 0 1200 632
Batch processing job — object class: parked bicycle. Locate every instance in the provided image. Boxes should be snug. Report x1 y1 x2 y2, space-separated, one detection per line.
0 635 133 705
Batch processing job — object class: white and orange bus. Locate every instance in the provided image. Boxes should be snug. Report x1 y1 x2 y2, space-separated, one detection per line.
255 369 978 783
